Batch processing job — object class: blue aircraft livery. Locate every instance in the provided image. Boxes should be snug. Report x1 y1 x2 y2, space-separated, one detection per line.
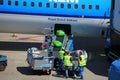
0 0 111 18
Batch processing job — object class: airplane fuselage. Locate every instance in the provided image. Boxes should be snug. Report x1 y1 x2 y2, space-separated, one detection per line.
0 0 111 37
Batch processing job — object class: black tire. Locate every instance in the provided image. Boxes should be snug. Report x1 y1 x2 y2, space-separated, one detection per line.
47 70 51 75
107 56 114 63
104 48 110 55
0 62 6 71
48 70 51 75
53 58 59 69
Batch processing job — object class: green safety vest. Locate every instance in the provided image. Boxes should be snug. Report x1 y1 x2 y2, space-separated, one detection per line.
59 50 64 60
79 55 86 66
64 55 73 66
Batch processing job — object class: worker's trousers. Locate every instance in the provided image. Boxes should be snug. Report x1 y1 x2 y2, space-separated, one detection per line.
58 59 63 70
78 66 84 80
65 66 69 78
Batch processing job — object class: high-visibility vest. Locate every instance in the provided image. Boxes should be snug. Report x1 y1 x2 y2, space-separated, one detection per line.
79 55 86 66
64 55 72 66
59 50 64 60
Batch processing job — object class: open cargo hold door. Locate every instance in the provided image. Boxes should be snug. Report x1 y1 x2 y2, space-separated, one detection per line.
54 24 71 35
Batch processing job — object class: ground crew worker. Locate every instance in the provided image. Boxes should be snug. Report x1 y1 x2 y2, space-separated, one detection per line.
57 49 65 71
78 51 87 80
63 51 73 78
77 49 88 62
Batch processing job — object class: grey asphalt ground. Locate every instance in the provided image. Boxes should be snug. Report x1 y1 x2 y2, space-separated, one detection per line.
0 33 111 80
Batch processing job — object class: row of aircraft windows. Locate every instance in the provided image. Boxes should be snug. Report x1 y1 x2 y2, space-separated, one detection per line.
0 1 99 10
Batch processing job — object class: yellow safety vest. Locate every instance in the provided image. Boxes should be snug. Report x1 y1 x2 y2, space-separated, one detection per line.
64 55 73 66
59 50 64 60
79 55 86 66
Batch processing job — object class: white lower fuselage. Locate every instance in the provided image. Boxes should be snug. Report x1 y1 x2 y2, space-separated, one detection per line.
0 13 109 37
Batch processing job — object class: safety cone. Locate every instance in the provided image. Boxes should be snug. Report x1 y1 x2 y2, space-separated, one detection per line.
12 33 17 37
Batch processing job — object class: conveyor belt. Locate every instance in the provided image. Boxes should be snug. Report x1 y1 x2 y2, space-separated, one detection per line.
52 34 73 58
56 36 64 43
53 36 64 51
53 36 65 58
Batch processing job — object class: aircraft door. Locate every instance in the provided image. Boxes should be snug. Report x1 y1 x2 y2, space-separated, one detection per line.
54 24 71 35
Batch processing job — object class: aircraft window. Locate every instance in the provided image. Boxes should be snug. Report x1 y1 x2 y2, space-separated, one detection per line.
81 4 85 9
23 1 26 6
38 2 42 7
8 0 11 6
46 3 50 8
88 5 92 10
74 4 78 9
0 0 3 5
15 1 18 6
54 3 57 8
96 5 99 10
68 4 71 9
60 3 64 8
31 2 34 7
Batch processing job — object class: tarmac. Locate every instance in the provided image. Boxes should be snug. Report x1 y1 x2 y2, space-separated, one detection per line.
0 33 111 80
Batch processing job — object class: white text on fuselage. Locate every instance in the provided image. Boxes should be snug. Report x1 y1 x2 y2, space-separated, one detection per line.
49 0 78 3
48 17 78 22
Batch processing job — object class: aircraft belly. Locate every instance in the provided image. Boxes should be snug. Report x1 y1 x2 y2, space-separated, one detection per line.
0 13 109 37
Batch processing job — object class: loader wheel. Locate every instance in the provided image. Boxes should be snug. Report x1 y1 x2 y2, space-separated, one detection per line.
49 70 51 74
0 62 6 71
47 70 51 75
54 58 59 68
